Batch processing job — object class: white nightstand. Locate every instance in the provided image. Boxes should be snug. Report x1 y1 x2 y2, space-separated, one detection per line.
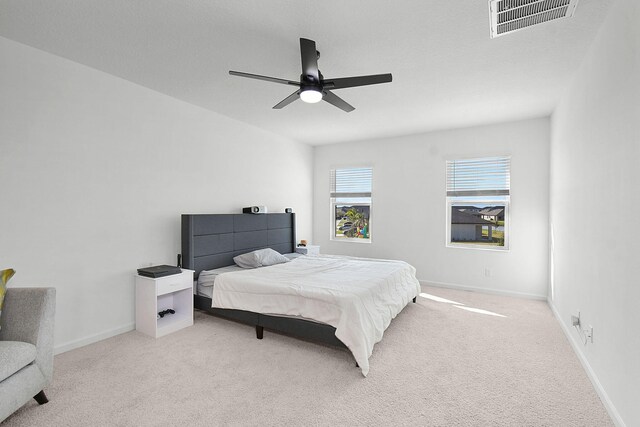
135 269 194 338
295 245 320 256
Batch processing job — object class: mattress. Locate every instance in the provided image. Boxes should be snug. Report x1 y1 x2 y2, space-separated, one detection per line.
212 254 421 376
196 261 323 324
196 265 243 298
197 283 213 298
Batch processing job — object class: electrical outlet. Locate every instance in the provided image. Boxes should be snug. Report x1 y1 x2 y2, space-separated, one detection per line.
571 311 580 327
483 268 491 278
587 325 593 343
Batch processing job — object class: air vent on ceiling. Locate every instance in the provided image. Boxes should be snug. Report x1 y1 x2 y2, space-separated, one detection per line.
489 0 580 38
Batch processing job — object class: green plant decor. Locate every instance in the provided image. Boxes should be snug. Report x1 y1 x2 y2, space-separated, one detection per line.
0 268 16 330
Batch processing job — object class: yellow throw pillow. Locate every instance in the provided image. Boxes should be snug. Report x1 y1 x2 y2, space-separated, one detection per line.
0 268 16 329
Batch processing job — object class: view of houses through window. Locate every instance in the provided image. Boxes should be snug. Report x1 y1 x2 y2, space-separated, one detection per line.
449 201 507 247
330 167 372 241
446 157 510 249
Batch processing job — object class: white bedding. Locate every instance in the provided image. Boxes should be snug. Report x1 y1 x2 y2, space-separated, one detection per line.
212 254 421 376
198 265 245 287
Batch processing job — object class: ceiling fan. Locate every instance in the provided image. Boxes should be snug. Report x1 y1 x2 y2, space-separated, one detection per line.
229 38 392 112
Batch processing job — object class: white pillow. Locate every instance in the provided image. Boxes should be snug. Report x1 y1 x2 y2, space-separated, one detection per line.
234 248 290 268
259 249 291 266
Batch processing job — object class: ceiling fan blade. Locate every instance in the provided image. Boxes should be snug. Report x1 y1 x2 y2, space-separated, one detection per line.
229 71 299 86
322 90 355 112
273 90 300 109
300 38 319 82
323 73 392 90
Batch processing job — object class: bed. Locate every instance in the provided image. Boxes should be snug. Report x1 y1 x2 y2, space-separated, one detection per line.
181 213 420 376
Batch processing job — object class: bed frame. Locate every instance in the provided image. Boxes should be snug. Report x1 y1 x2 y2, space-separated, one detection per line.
181 213 348 350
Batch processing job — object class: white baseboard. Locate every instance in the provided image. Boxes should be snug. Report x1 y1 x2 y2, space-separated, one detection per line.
421 280 547 300
54 322 135 355
548 300 625 427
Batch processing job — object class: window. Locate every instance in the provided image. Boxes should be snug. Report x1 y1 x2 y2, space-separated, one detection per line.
446 156 510 250
330 167 372 242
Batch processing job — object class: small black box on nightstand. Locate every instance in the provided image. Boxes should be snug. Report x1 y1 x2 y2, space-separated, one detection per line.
137 265 182 278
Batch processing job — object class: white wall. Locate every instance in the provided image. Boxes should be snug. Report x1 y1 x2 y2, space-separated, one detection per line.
549 0 640 424
0 37 313 352
313 118 550 298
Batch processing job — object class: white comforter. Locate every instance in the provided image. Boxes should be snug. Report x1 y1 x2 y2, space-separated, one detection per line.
211 254 421 376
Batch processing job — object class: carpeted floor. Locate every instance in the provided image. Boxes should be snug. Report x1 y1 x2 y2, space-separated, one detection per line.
3 286 613 426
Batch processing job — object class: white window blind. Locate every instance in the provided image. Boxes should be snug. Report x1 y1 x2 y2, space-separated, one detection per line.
446 157 510 197
330 167 372 198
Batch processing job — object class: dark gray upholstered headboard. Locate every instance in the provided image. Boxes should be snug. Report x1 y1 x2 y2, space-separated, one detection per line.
181 213 296 278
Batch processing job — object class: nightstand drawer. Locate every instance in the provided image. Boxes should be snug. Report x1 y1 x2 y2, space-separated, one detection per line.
156 273 191 296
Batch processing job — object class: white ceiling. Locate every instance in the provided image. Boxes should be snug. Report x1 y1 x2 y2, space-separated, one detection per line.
0 0 613 145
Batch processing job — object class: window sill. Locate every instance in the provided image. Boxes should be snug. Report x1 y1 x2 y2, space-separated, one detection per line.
330 237 372 244
446 243 509 252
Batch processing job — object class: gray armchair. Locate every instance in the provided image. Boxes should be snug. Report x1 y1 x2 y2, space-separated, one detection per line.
0 288 56 422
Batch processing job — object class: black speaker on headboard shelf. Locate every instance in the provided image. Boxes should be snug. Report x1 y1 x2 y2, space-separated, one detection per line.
242 206 267 214
285 208 292 213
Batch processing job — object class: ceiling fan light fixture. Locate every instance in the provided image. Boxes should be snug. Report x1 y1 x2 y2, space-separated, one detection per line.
300 88 323 103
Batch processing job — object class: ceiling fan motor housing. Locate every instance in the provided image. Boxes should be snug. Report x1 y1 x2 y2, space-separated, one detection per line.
302 70 322 83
